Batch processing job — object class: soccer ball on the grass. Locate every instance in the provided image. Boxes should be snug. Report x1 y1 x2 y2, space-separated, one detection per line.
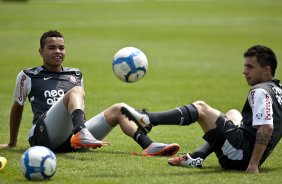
20 146 57 180
112 47 148 83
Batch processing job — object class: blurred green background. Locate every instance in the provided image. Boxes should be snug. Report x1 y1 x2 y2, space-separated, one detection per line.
1 0 282 183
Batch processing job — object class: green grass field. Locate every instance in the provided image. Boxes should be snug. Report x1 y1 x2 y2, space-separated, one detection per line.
1 0 282 183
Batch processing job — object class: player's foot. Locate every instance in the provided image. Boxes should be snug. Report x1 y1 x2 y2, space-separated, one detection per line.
142 142 180 157
168 153 203 168
121 104 152 134
70 128 109 149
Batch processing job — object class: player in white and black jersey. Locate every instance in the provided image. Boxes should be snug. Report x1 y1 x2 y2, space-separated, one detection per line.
18 66 83 125
0 30 180 156
121 45 282 173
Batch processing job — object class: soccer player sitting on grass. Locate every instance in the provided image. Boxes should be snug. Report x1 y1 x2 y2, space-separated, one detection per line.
0 30 180 156
121 45 282 173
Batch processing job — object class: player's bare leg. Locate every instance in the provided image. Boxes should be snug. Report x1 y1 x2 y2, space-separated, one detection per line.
225 109 242 126
192 101 220 133
169 104 242 168
65 86 108 149
104 103 180 156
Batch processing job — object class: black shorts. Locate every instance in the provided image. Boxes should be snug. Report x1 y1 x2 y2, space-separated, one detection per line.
203 113 253 170
28 113 75 153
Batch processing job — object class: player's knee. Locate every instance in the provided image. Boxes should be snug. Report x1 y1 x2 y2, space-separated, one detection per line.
193 100 218 119
226 109 242 125
71 86 85 96
192 100 210 116
109 103 125 116
104 103 124 125
113 103 122 111
226 109 241 116
118 102 127 108
71 86 83 90
63 86 85 104
192 101 221 126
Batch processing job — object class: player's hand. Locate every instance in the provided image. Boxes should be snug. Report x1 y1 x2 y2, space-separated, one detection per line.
0 144 10 149
90 140 111 150
246 164 259 174
101 140 111 146
92 141 111 149
0 143 15 149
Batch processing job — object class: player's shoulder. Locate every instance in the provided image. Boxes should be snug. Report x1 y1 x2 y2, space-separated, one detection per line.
22 66 44 76
252 80 279 90
250 80 282 99
21 66 82 76
63 67 82 76
63 67 81 72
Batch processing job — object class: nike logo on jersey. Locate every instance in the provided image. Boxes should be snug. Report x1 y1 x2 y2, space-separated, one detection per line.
43 77 52 80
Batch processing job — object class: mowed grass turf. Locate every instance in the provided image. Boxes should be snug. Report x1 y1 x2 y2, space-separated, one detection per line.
1 0 282 183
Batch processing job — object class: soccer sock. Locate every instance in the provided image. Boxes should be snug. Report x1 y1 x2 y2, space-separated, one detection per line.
71 109 86 134
190 142 213 160
148 104 199 126
133 130 153 149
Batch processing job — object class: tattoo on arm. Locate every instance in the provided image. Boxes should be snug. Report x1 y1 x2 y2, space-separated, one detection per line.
256 132 271 146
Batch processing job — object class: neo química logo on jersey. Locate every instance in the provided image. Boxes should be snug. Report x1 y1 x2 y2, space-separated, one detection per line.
44 89 64 105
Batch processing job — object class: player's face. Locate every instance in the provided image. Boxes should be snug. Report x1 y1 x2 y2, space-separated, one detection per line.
39 37 65 72
243 56 268 86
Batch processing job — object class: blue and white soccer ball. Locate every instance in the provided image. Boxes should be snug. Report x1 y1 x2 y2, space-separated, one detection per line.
112 47 148 83
20 146 57 180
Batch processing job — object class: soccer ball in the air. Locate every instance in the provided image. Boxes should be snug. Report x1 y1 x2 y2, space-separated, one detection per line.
112 47 148 83
20 146 57 180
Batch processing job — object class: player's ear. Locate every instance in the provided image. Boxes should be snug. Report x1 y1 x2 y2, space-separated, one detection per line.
265 66 271 73
264 66 272 78
39 48 43 56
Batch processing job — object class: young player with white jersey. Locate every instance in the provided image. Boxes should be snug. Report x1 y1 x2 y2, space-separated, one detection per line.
0 30 180 156
121 45 282 173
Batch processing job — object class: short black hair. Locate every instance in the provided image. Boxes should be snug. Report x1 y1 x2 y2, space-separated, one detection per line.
40 30 63 48
244 45 277 77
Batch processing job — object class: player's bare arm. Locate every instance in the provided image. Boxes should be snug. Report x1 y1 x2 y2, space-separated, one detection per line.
8 102 24 147
246 124 273 173
0 102 23 148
